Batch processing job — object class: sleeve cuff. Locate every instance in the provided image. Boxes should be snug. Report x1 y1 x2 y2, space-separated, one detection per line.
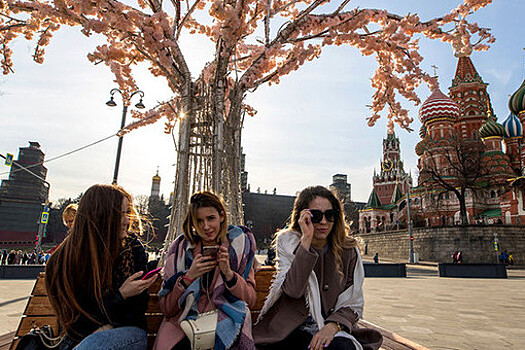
225 273 238 288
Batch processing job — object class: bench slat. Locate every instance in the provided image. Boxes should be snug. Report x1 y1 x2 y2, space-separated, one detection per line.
31 275 47 296
24 296 55 316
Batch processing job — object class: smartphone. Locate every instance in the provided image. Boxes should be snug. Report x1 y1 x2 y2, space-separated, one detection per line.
202 246 218 258
141 267 162 280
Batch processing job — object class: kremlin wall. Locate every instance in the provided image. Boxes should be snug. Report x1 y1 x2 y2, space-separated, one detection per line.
360 225 525 264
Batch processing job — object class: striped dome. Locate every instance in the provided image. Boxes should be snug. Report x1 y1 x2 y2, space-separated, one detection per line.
502 112 523 138
509 78 525 116
479 117 505 139
419 88 460 124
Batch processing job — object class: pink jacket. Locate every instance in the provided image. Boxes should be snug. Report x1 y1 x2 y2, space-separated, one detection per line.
153 239 256 350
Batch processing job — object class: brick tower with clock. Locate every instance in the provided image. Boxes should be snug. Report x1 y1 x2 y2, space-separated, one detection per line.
372 132 412 205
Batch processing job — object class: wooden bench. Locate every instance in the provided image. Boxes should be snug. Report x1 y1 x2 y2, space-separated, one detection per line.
6 266 428 350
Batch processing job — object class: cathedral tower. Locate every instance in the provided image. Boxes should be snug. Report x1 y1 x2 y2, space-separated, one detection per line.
150 168 161 198
449 55 492 139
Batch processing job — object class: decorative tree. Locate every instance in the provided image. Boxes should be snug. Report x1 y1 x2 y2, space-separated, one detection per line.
1 0 494 247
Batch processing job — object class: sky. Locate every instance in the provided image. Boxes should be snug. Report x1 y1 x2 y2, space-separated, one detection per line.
1 0 524 205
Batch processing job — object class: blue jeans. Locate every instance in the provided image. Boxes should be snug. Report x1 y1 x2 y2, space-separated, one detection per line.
74 326 147 350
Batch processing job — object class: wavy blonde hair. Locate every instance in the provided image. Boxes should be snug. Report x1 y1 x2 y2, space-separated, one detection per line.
287 185 358 278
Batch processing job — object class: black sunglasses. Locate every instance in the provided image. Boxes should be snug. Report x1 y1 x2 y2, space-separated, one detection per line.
309 209 338 223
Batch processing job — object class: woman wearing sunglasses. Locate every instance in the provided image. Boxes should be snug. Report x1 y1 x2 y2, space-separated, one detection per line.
253 186 381 350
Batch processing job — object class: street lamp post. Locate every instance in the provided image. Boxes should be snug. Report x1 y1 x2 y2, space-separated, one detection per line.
106 88 145 185
406 185 415 263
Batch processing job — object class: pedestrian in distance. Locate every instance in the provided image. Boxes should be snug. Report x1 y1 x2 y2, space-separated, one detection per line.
45 184 156 350
62 203 78 231
508 252 515 265
373 253 379 264
253 185 382 350
1 249 7 265
7 250 16 265
452 250 458 264
456 250 463 264
15 250 22 265
22 251 29 265
154 191 257 350
28 251 36 265
265 246 276 266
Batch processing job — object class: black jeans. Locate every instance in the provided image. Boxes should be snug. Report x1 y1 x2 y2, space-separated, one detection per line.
259 327 356 350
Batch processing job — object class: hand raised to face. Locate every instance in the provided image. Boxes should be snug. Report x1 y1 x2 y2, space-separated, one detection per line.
298 209 314 250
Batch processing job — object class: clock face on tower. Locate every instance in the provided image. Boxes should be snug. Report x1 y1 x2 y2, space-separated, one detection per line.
382 160 393 172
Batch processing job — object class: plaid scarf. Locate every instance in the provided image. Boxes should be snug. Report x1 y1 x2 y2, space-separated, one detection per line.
159 225 256 350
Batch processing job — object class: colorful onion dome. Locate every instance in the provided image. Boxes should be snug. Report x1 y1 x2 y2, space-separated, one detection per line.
415 139 426 156
419 88 460 124
419 125 427 138
509 78 525 116
502 112 523 138
479 117 505 139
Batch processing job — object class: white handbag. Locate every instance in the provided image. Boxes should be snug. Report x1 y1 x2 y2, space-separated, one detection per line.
180 309 218 350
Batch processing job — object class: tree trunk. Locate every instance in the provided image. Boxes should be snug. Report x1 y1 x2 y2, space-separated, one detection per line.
458 188 468 225
222 88 245 225
163 82 194 253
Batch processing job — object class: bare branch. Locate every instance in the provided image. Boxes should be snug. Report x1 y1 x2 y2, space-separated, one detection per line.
176 0 202 40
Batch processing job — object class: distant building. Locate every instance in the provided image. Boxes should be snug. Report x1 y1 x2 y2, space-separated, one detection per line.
0 142 48 246
329 174 351 202
329 174 365 230
242 191 295 246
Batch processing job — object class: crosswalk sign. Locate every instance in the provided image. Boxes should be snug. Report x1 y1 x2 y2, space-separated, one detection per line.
41 211 49 224
5 153 13 167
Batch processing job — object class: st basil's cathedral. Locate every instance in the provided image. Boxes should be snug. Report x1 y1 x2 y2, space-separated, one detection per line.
359 50 525 232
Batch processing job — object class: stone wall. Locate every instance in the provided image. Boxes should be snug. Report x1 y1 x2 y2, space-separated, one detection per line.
359 225 525 264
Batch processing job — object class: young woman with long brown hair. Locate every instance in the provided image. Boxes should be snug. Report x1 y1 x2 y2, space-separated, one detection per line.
253 186 382 350
45 184 157 349
154 191 257 350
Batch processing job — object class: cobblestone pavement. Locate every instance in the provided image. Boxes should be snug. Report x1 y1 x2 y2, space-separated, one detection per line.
1 266 524 349
363 268 525 349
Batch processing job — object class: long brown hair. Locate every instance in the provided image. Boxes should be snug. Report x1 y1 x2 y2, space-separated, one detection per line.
45 184 134 337
182 191 228 244
287 185 358 276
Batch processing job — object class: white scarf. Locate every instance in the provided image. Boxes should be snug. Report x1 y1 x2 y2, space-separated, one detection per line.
257 230 364 350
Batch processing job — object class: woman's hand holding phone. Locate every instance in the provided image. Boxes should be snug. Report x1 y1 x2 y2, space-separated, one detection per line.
119 270 158 299
299 209 314 250
217 245 234 281
186 253 217 280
